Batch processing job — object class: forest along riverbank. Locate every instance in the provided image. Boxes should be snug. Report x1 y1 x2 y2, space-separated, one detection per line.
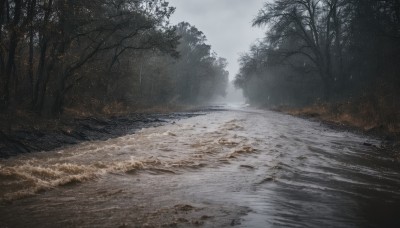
1 107 400 227
0 107 227 158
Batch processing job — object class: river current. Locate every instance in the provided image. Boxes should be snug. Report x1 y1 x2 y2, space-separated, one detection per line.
1 107 399 227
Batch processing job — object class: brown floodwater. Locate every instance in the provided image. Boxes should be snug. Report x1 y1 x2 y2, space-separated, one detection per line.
1 106 400 227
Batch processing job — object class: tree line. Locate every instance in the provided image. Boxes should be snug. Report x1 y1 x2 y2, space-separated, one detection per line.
235 0 400 112
0 0 228 116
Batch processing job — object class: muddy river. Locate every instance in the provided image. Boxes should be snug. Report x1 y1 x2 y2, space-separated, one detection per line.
1 107 400 227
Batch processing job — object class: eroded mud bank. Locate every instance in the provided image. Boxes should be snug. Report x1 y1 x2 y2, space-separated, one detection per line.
0 112 203 158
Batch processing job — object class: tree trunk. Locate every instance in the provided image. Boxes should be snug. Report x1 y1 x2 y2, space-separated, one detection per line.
33 0 52 111
322 78 332 101
35 45 57 114
332 2 345 88
27 0 36 104
0 0 5 106
0 0 5 22
4 0 22 108
33 41 49 109
50 71 67 116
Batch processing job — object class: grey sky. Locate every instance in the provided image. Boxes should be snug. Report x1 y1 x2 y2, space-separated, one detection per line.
168 0 266 81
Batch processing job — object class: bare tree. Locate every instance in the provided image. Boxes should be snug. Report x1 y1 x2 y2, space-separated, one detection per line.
253 0 350 100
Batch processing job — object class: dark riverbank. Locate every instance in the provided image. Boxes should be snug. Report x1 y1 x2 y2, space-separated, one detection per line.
0 108 215 159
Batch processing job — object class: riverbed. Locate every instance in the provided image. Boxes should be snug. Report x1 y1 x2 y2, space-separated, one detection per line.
1 106 399 227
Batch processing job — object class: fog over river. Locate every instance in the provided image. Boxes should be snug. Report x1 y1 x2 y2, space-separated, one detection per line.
1 106 400 227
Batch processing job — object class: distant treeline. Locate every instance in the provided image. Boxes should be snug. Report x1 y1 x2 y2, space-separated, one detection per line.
0 0 228 116
235 0 400 111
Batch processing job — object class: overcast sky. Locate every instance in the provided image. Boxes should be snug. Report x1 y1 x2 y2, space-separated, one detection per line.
168 0 266 81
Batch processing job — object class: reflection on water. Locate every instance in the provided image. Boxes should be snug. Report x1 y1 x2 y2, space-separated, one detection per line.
1 107 400 227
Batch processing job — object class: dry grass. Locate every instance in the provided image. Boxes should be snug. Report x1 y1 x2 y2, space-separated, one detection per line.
129 104 193 114
1 101 193 132
63 99 193 117
281 99 400 135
